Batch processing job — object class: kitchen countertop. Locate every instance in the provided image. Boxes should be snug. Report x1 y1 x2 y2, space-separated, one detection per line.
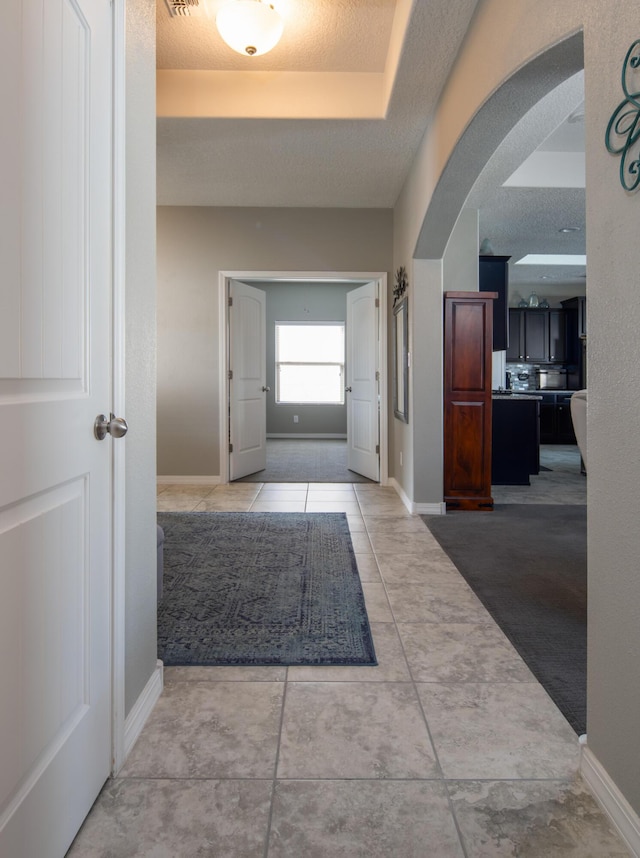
492 392 542 400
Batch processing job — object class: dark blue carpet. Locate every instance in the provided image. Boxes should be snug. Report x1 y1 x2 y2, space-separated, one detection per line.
422 504 586 734
157 511 377 667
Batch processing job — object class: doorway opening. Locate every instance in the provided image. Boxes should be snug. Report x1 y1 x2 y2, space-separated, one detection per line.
234 438 375 484
218 271 388 486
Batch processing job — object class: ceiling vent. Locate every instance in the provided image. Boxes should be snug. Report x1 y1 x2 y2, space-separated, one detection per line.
164 0 210 18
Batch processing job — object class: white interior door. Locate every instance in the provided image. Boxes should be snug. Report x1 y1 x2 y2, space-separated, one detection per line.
0 1 113 855
346 282 380 481
229 281 268 480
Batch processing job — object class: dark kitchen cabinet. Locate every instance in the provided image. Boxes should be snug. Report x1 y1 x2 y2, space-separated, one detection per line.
539 395 556 443
548 310 566 362
556 393 577 443
539 392 577 444
479 255 510 352
523 311 548 362
443 291 496 511
561 296 587 388
507 309 566 364
561 296 586 338
492 397 540 485
507 311 523 361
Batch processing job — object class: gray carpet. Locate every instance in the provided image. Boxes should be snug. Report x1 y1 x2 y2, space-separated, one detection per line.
235 439 373 483
157 511 377 667
421 504 586 734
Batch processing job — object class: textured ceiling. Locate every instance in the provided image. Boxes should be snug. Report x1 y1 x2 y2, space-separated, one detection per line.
157 116 422 207
156 0 587 294
470 73 586 295
156 0 482 207
157 0 396 72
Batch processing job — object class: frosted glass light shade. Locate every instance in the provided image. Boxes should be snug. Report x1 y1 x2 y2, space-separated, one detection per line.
216 0 283 56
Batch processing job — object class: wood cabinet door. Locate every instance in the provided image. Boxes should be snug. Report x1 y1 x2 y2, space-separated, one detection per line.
548 310 566 362
556 395 577 443
507 310 524 361
539 401 556 443
523 311 548 362
443 292 495 511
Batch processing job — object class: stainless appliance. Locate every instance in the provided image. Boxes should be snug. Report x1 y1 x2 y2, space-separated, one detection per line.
536 368 568 390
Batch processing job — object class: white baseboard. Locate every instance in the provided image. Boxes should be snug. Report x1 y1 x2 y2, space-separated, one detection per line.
388 477 412 513
157 475 221 485
122 660 163 767
388 478 446 516
580 738 640 856
266 433 347 439
413 501 447 515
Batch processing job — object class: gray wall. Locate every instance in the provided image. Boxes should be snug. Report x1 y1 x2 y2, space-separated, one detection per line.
391 0 640 820
443 209 479 293
156 207 393 477
259 281 354 436
584 5 640 814
124 0 158 715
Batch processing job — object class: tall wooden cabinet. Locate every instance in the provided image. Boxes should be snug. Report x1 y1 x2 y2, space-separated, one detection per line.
443 291 496 511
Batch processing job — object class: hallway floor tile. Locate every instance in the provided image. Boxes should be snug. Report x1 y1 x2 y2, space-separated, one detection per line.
67 455 625 857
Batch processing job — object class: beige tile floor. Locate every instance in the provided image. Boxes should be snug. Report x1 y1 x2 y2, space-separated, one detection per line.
68 460 628 857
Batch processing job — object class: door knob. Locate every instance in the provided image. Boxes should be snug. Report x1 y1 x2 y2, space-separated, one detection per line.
261 386 271 392
94 413 129 441
345 386 352 393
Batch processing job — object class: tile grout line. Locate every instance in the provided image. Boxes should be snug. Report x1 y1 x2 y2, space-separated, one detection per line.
368 510 475 857
358 494 471 857
262 669 290 858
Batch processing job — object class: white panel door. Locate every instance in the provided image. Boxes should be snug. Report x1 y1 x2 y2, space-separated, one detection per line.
0 1 113 855
346 282 380 481
229 281 268 480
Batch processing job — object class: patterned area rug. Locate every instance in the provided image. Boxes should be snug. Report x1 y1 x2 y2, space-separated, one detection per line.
157 511 377 667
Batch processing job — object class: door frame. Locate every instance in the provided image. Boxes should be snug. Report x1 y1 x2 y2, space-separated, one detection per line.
111 0 127 774
218 270 388 486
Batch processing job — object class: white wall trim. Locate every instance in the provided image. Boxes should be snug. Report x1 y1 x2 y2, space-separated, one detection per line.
218 271 389 487
580 739 640 857
157 475 221 485
267 433 347 440
389 477 413 513
111 0 127 776
119 660 164 773
389 477 446 516
413 501 447 515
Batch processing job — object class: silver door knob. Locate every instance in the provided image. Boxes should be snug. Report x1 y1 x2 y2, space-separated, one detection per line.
94 413 129 441
261 386 271 392
345 386 352 393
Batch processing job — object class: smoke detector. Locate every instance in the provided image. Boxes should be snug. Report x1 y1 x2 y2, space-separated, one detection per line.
164 0 211 18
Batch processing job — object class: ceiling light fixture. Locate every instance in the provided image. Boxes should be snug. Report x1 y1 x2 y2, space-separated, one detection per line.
216 0 283 56
558 226 581 233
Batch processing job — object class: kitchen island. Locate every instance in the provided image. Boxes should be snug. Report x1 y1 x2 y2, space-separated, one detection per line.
492 393 542 485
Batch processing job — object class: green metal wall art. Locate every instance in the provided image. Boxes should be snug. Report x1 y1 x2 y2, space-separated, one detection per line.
393 266 408 306
605 39 640 192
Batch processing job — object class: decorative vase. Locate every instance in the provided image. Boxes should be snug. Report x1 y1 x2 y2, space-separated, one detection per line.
528 292 539 307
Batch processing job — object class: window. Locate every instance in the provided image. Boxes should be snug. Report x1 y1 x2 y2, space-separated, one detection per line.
275 323 345 404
